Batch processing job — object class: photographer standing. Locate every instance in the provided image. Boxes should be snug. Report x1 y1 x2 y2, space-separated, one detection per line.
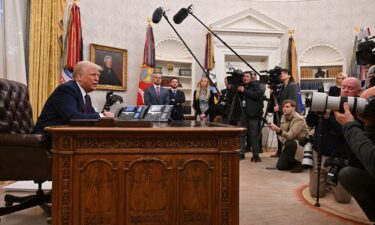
271 68 300 157
306 77 361 203
237 71 264 162
334 88 375 221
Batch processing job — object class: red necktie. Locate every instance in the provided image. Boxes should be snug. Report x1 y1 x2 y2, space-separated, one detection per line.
156 86 160 96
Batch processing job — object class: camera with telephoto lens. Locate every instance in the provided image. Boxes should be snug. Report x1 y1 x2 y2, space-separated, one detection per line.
300 136 314 168
324 157 347 186
310 92 368 114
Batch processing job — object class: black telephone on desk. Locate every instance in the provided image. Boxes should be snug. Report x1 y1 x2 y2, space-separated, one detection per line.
143 105 173 122
117 106 149 120
117 105 173 122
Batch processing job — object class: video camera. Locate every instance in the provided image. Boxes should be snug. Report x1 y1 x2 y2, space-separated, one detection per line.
259 66 283 90
226 68 244 86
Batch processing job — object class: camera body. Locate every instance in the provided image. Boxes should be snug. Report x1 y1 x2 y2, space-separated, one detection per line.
324 157 347 186
356 38 375 65
259 66 283 91
226 69 244 87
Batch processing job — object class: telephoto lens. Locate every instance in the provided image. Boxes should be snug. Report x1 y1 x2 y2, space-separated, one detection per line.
301 141 313 168
310 92 367 113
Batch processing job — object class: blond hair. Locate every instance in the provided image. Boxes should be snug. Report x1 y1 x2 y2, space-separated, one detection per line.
195 76 211 101
73 61 102 80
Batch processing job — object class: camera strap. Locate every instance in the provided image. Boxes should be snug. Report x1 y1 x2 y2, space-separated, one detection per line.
339 96 348 113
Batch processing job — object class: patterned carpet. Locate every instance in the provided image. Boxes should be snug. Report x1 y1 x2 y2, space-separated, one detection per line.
297 185 373 225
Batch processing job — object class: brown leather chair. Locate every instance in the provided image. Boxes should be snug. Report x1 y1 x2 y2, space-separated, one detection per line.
0 78 52 216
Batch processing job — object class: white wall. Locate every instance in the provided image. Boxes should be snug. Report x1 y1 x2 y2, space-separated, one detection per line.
76 0 375 110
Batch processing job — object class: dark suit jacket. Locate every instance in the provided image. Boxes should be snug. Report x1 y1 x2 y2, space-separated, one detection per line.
168 89 185 120
99 67 122 86
34 80 100 134
144 86 170 106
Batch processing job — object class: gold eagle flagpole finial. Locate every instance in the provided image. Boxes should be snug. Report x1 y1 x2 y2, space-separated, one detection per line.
354 26 362 33
147 17 152 25
288 29 294 36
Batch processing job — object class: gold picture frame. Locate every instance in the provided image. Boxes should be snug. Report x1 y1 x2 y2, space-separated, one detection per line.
90 43 127 91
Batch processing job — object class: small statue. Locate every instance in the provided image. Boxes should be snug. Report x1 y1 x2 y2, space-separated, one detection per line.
102 91 123 112
315 68 325 78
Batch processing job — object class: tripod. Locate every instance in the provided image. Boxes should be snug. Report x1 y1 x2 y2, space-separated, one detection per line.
227 90 243 125
314 113 324 207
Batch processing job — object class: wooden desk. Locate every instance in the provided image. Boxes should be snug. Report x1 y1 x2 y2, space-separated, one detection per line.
47 121 244 225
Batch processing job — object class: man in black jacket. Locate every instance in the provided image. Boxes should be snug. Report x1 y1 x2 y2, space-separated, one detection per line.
237 71 264 162
334 89 375 221
168 78 185 120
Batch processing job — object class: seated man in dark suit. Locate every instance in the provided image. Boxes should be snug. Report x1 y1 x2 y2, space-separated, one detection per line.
168 78 185 120
34 61 114 135
144 74 170 106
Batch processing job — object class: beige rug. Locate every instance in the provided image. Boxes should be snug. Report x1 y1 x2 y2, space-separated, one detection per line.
297 185 373 225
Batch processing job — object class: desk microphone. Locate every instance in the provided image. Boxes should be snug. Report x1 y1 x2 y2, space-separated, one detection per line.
152 7 164 24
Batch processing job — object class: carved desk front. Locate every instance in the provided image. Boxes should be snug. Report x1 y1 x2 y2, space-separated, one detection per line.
46 121 244 225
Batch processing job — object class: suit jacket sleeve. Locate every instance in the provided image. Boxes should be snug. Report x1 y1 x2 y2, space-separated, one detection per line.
343 121 375 177
176 91 185 104
54 85 99 123
163 89 170 105
144 88 151 106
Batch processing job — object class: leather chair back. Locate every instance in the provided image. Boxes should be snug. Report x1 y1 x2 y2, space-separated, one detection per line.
0 78 52 181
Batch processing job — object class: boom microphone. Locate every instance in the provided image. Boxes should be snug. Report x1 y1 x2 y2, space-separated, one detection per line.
173 8 189 24
152 7 164 24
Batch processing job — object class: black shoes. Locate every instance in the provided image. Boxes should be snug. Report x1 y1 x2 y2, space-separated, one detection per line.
270 152 280 158
290 164 306 173
251 156 262 163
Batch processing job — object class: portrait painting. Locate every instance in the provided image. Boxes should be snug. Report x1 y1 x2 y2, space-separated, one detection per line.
90 43 127 91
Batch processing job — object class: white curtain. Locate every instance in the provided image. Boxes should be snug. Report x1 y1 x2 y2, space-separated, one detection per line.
0 0 5 78
0 0 26 84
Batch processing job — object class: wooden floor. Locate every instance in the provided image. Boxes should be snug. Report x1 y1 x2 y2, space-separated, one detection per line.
0 149 371 225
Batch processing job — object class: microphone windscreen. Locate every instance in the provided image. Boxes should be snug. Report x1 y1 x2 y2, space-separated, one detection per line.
173 8 189 24
152 7 163 24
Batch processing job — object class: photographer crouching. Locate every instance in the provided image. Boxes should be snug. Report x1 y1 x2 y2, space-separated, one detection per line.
269 99 309 172
334 87 375 221
306 77 362 204
237 71 264 162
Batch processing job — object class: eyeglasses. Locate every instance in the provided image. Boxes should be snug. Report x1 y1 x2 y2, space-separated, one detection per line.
337 77 344 80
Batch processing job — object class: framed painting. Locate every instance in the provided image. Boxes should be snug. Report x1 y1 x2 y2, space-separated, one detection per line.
90 43 127 91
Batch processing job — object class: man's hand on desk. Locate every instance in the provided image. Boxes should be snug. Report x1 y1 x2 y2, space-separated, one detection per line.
101 111 114 117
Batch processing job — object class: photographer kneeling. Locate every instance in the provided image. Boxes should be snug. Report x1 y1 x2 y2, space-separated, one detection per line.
334 90 375 221
269 99 309 172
